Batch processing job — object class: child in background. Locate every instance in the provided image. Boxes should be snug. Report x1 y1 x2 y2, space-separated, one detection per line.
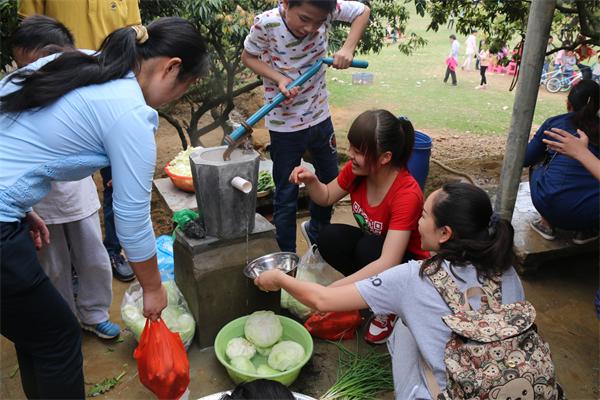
443 34 459 85
255 182 525 399
12 15 120 339
563 50 577 80
592 55 600 83
242 0 370 253
289 110 429 344
476 45 490 89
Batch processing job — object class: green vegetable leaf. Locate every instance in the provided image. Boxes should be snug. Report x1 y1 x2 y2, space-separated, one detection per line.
86 366 127 397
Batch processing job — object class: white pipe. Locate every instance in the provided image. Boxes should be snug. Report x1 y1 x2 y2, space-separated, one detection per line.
231 176 252 194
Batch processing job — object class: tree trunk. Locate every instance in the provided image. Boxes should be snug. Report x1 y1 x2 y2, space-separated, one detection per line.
495 0 557 220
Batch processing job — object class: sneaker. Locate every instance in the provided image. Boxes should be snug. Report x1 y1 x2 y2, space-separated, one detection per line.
572 230 599 245
82 320 121 339
364 314 397 345
300 220 314 246
110 253 135 282
530 218 556 241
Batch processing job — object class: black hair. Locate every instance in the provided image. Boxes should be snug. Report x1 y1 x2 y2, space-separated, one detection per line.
288 0 337 13
347 109 415 169
220 379 295 400
420 182 515 280
568 79 599 146
449 34 457 40
1 17 209 113
12 15 74 54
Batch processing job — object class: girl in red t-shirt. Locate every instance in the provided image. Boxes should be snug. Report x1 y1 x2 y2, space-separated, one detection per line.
289 109 429 344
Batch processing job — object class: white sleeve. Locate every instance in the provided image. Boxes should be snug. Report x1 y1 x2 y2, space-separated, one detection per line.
332 0 366 23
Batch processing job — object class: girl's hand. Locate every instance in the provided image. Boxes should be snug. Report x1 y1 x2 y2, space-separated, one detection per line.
543 128 589 160
25 211 50 250
289 166 317 185
142 284 168 321
332 47 353 69
277 76 299 105
254 269 285 292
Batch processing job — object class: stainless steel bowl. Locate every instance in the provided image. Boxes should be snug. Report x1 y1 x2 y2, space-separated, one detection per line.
243 252 300 279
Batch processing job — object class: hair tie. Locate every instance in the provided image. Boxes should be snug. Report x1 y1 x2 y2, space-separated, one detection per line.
488 212 500 236
131 25 149 44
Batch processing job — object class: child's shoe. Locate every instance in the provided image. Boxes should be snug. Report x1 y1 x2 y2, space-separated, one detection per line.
530 218 556 240
364 314 397 345
82 320 121 339
572 230 599 245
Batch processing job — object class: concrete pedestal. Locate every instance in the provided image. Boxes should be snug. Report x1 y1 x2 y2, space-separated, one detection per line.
174 213 281 348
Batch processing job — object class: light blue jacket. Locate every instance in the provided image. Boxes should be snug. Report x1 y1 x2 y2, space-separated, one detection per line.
0 54 158 261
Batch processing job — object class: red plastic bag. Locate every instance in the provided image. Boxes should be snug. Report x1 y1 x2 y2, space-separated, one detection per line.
134 319 190 400
303 311 363 340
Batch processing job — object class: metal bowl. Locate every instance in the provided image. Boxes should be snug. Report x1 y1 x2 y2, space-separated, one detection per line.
243 252 300 279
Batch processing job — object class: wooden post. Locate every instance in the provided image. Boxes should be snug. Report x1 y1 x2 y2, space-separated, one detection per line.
495 0 556 219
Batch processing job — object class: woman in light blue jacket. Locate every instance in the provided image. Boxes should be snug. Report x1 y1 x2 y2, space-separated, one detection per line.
0 17 208 399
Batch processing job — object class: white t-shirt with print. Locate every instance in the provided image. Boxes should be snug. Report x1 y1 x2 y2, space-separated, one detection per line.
244 1 366 132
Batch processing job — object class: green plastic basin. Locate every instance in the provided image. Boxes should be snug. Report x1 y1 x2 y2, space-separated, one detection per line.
214 315 314 386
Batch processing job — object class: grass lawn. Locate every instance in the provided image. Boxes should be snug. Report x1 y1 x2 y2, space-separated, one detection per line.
326 11 566 138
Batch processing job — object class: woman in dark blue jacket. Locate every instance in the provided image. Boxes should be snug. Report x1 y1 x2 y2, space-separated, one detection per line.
524 80 599 244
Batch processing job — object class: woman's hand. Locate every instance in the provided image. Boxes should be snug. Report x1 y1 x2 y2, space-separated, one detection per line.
142 284 168 321
254 269 285 292
25 211 50 250
277 76 299 105
543 128 589 161
289 166 317 185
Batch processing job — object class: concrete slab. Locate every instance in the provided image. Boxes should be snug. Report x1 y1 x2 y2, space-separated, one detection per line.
154 177 198 213
511 182 598 272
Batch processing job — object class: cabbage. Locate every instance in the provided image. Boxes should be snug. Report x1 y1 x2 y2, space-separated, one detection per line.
167 146 198 177
256 364 280 376
120 282 196 348
226 337 256 360
230 356 256 374
244 311 282 348
255 345 273 357
267 340 305 371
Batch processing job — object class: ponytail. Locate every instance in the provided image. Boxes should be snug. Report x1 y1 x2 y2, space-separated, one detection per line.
420 182 515 280
1 17 208 113
569 79 599 146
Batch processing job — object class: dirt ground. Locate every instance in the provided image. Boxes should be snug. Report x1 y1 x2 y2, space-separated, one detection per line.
1 90 598 399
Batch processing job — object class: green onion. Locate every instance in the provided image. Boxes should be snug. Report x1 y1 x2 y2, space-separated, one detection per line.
320 341 394 400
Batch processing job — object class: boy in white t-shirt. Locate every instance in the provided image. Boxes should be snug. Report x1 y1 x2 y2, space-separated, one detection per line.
242 0 370 252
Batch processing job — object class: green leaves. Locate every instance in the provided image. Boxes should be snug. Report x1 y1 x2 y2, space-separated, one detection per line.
86 366 128 397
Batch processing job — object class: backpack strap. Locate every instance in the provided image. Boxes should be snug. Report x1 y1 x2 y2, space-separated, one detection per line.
422 261 467 314
420 353 443 399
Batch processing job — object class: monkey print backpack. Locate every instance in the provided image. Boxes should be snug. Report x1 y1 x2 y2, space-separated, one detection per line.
421 263 564 400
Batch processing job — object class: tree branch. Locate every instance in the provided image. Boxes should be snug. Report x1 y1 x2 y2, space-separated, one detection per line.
158 111 188 150
555 1 577 14
545 38 595 56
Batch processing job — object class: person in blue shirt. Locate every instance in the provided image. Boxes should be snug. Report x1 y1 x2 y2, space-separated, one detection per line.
523 79 599 244
0 17 208 399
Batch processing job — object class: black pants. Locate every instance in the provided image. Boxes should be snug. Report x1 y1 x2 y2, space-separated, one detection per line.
317 224 415 276
480 66 488 85
444 66 457 85
0 221 84 399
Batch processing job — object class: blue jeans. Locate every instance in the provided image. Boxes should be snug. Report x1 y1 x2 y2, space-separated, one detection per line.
269 117 339 252
100 166 121 256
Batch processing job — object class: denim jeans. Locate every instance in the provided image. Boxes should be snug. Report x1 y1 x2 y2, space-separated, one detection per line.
99 166 121 256
269 117 339 252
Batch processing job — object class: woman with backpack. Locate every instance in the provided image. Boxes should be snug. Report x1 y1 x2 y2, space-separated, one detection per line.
0 18 208 398
256 182 560 399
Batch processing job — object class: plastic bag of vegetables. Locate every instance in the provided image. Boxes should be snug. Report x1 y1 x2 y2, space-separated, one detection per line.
121 280 196 350
281 246 343 320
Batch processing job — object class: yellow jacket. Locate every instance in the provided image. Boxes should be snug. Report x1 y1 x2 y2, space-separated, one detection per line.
19 0 141 51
